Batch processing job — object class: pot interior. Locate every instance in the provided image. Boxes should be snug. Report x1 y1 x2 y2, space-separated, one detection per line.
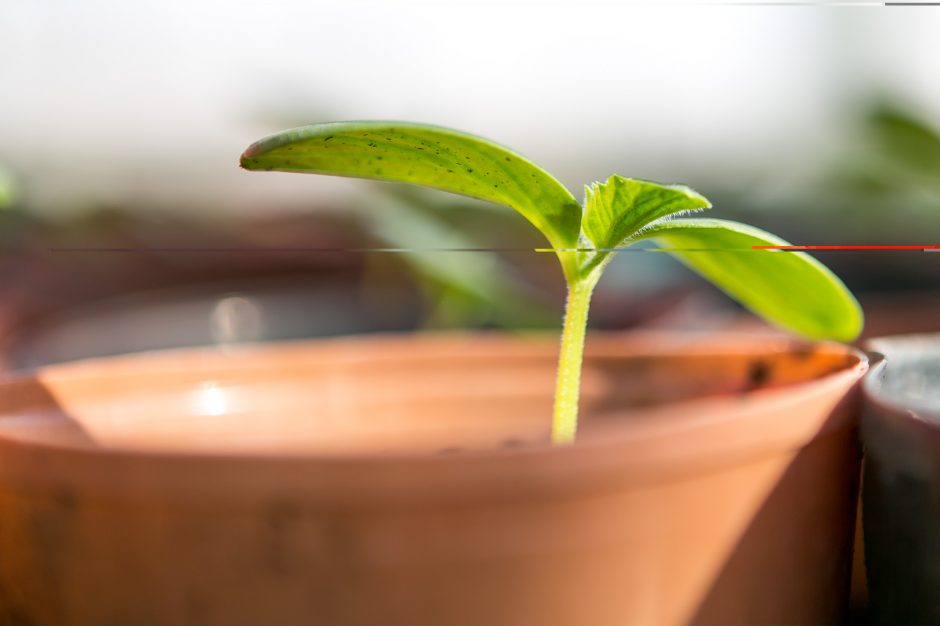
0 334 860 456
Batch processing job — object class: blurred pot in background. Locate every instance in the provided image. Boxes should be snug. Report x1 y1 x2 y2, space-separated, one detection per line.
0 190 738 369
0 208 424 368
856 292 940 341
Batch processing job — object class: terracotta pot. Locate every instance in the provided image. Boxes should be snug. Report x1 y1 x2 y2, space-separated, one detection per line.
0 333 867 626
861 334 940 625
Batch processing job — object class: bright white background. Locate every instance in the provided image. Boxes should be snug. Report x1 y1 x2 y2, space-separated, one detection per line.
2 1 939 217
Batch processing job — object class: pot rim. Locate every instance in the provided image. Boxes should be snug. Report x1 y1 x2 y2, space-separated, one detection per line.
864 332 940 426
0 331 867 468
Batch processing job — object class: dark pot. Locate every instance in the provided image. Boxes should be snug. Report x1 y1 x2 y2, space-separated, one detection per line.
862 334 940 625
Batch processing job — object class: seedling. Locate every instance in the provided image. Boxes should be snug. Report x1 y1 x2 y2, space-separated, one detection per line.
241 122 863 444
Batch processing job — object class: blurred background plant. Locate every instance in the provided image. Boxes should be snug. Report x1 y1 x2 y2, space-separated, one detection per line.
0 168 16 212
829 103 940 212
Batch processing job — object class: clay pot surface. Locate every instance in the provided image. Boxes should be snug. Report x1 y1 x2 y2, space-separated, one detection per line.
862 333 940 625
0 332 867 626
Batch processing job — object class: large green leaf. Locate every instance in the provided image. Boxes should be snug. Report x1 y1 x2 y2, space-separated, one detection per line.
241 121 582 262
582 175 711 249
633 218 863 341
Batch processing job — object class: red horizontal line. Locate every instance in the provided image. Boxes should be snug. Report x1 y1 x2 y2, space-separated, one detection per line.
754 245 940 250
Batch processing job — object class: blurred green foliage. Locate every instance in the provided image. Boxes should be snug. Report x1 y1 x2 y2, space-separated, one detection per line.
359 187 559 330
830 102 940 204
0 167 16 210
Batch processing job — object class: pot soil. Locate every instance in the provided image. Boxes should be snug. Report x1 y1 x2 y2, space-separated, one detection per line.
861 333 940 625
0 333 867 626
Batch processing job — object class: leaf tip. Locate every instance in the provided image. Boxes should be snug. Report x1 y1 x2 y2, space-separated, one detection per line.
240 141 266 170
664 182 711 210
582 181 602 203
810 267 864 343
834 298 865 343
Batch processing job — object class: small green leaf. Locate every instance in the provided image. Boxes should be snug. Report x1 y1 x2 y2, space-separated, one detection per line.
241 121 582 265
633 218 863 341
582 175 711 250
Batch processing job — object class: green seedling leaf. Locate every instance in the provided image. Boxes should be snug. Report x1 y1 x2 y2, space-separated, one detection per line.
582 175 711 250
241 121 582 275
633 218 863 341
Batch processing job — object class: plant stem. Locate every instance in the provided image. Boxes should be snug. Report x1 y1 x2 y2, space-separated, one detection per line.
551 277 598 444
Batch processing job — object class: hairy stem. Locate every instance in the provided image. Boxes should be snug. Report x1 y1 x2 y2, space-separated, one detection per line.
551 277 598 444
